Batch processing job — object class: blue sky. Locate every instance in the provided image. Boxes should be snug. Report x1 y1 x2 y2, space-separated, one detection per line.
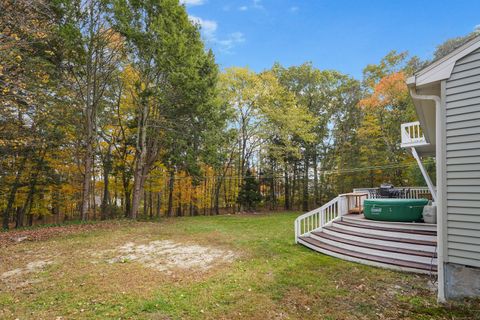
182 0 480 79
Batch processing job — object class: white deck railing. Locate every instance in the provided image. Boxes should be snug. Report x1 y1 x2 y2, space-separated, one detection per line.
295 187 432 242
401 121 428 147
353 187 431 199
294 195 347 243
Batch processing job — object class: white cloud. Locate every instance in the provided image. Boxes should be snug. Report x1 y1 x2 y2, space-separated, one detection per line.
290 6 299 13
475 24 480 32
230 32 246 42
237 0 264 11
217 32 246 52
180 0 205 6
189 15 217 39
189 16 245 53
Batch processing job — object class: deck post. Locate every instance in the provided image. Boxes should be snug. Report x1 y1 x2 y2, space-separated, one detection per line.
338 195 347 217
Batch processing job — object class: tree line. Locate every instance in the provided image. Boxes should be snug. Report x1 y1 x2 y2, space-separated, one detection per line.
1 0 477 229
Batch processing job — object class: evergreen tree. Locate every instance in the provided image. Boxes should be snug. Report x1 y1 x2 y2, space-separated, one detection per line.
112 0 220 218
237 168 262 211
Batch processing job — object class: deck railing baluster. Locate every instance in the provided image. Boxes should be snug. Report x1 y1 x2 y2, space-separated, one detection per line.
294 186 430 243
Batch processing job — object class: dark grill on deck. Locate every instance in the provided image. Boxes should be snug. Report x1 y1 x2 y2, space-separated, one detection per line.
375 184 410 198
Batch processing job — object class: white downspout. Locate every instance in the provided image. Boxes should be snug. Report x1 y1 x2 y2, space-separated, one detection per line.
409 87 446 302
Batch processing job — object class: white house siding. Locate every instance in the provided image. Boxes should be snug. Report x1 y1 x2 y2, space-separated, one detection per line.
445 47 480 268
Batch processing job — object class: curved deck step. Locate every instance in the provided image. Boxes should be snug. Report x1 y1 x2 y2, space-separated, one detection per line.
331 221 436 242
299 236 437 273
312 231 437 258
324 226 437 247
342 215 437 232
335 220 437 236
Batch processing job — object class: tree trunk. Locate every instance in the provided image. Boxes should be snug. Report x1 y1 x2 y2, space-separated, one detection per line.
302 153 309 212
318 168 324 204
223 176 229 209
121 170 131 217
149 189 153 219
81 137 92 222
156 192 161 217
230 173 236 214
3 157 26 230
203 179 208 216
292 161 297 210
143 189 148 217
92 160 97 220
130 164 145 219
269 177 275 210
114 174 118 212
16 153 45 228
124 189 131 218
52 187 60 221
80 38 95 222
284 162 290 210
27 212 34 227
313 149 320 206
209 177 215 215
214 177 223 215
15 207 23 229
16 176 36 229
130 101 149 219
178 185 183 216
270 161 276 210
100 147 112 220
167 170 175 217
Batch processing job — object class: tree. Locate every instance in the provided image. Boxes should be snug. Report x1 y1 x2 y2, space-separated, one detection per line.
237 168 261 211
60 0 124 221
3 9 475 227
433 27 480 61
273 63 358 209
219 67 265 185
219 67 315 211
325 77 362 197
0 0 65 229
113 0 219 218
358 53 418 187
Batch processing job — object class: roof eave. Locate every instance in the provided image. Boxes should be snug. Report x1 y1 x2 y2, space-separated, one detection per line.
406 76 416 86
409 34 480 88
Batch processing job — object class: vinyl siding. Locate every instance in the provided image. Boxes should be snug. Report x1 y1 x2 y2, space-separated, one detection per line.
445 48 480 268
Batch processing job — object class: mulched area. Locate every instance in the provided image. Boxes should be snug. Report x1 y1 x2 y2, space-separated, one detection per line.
0 221 125 248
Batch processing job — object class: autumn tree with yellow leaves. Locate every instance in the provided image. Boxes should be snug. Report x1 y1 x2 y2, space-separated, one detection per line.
1 2 460 228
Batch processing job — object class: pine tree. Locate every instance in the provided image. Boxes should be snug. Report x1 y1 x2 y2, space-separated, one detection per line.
237 168 262 212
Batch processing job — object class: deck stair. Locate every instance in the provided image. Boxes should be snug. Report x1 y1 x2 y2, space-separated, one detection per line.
297 214 438 274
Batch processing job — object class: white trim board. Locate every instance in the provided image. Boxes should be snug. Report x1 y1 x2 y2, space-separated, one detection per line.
407 35 480 88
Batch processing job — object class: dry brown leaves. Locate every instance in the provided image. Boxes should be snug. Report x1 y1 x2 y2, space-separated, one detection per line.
0 221 125 248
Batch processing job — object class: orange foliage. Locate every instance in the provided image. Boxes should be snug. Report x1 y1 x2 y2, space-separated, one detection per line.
359 72 408 110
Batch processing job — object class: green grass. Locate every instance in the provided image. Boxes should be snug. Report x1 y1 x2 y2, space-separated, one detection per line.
0 212 479 319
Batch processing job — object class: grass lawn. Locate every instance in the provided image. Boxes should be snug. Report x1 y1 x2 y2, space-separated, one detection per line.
1 212 479 319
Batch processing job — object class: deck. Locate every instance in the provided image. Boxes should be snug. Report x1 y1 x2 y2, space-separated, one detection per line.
295 195 438 274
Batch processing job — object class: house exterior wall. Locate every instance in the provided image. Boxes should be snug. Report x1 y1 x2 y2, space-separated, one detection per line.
444 47 480 298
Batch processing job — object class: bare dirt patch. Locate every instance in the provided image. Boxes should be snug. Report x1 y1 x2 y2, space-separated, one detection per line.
93 240 236 274
1 259 54 288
